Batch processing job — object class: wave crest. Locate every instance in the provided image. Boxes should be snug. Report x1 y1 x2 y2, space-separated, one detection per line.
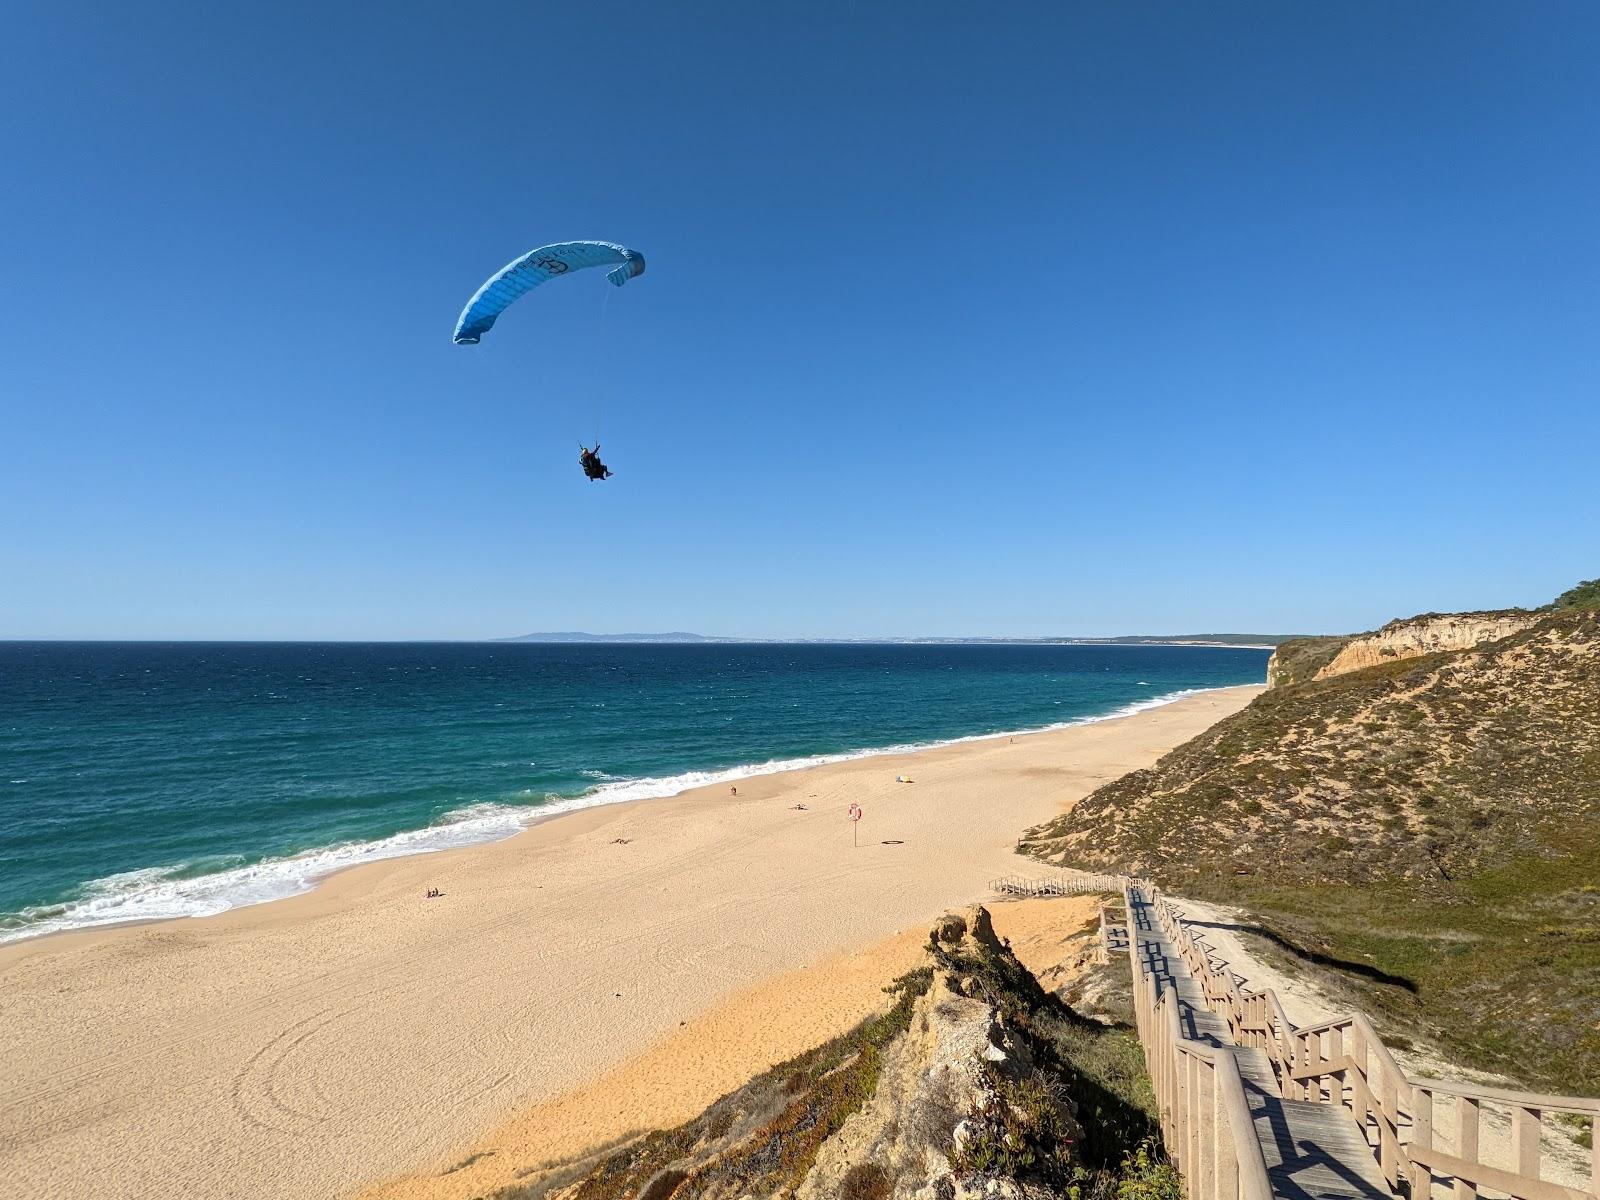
0 686 1220 944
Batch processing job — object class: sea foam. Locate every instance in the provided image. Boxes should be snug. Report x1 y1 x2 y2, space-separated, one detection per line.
0 685 1220 944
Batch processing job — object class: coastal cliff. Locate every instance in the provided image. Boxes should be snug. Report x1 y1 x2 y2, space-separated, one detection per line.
1311 611 1537 679
499 906 1168 1200
1022 581 1600 1091
1263 635 1351 688
1265 610 1537 688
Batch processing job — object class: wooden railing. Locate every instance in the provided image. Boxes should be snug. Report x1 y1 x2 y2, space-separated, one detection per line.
1096 897 1127 965
1137 884 1599 1200
994 872 1598 1200
1123 879 1275 1200
1405 1079 1600 1200
988 871 1126 898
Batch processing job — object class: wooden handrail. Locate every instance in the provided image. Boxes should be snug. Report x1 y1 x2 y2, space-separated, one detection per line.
1288 1040 1600 1116
1074 875 1597 1200
1409 1143 1598 1200
1122 881 1275 1200
1142 884 1598 1200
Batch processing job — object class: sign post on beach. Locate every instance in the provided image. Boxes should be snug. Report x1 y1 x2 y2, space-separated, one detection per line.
849 802 862 847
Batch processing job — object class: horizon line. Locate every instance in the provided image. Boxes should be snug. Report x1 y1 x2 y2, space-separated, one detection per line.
0 634 1294 646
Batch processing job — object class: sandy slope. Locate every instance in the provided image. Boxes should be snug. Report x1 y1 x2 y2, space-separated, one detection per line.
362 895 1105 1200
0 685 1259 1200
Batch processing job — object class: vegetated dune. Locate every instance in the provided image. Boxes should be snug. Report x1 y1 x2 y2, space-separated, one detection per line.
1022 592 1600 1093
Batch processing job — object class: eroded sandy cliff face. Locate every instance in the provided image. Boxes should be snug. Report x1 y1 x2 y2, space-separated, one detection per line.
507 904 1161 1200
1310 612 1536 681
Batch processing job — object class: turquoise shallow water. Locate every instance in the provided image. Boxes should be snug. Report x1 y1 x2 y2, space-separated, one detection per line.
0 641 1266 941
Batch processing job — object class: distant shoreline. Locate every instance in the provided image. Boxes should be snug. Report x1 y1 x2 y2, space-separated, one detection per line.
0 637 1289 648
495 635 1289 649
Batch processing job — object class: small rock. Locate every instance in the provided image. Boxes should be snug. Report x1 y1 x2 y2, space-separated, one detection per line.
964 905 1000 950
951 1118 974 1153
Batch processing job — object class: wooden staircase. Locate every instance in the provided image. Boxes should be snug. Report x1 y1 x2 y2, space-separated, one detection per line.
1004 872 1600 1200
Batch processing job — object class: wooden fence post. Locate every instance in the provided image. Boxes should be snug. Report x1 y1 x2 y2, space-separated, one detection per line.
1214 1062 1237 1200
1351 1022 1370 1139
1511 1106 1541 1182
1591 1114 1599 1199
1185 1051 1199 1177
1307 1028 1324 1103
1329 1024 1346 1111
1455 1095 1479 1200
1409 1085 1433 1200
1378 1052 1398 1187
1171 1014 1187 1168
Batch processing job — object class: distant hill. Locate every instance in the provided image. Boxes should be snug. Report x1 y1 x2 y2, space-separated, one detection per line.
1020 582 1600 1091
498 632 723 643
1046 634 1303 647
497 632 1296 647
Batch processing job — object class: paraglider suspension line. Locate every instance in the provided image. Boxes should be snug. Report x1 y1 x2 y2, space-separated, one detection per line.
589 285 612 448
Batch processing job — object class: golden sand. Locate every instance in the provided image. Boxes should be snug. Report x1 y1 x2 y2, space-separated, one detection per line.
0 686 1259 1199
363 896 1105 1200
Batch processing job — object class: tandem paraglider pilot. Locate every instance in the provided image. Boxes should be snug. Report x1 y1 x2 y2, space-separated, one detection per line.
579 444 612 481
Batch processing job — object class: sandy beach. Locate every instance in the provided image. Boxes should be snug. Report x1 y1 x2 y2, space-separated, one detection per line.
0 685 1260 1200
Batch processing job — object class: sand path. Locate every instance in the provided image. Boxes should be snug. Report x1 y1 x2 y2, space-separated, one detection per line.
0 685 1260 1199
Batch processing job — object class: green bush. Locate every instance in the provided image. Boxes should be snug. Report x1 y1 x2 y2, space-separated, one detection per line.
1065 1139 1181 1200
1552 578 1600 611
1115 1141 1183 1200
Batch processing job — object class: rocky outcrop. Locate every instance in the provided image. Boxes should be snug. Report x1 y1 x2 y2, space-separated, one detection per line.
797 908 1080 1200
1310 611 1535 681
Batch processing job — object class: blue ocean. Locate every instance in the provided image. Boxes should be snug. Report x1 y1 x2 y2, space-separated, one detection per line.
0 641 1266 942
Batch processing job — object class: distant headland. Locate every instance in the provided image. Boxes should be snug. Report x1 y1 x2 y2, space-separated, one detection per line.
497 631 1298 648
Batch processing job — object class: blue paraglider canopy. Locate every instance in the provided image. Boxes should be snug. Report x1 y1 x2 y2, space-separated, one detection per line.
453 240 645 345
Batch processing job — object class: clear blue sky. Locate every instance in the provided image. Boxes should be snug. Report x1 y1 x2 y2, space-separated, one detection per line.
4 2 1596 640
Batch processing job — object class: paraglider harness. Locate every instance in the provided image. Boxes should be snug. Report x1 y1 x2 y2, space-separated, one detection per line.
579 443 613 481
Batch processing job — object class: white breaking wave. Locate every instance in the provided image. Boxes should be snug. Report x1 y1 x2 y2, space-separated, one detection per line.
0 685 1226 944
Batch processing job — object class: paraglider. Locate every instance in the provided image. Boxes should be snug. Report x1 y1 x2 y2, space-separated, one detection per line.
452 240 645 346
453 240 645 481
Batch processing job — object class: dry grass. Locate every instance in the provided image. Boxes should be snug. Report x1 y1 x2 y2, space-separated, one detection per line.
1022 609 1600 1091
